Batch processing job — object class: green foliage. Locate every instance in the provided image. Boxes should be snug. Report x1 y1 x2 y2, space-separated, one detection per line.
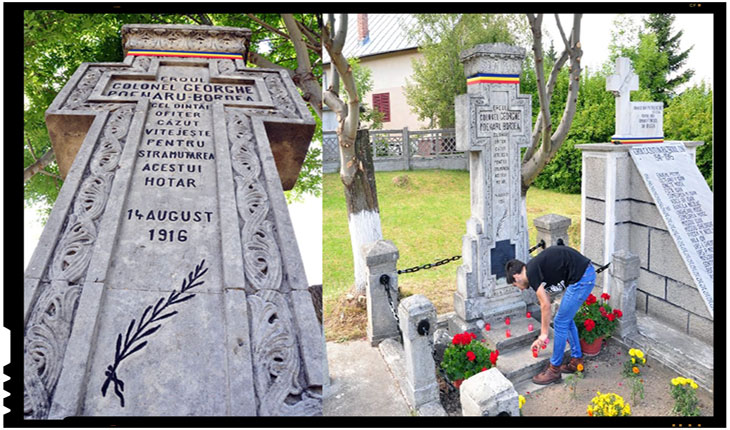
440 332 496 382
24 11 322 215
346 57 384 129
644 14 695 98
404 14 525 128
664 82 713 189
670 377 701 416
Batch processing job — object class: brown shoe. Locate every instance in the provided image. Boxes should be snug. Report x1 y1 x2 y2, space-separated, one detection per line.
532 363 562 385
560 357 584 374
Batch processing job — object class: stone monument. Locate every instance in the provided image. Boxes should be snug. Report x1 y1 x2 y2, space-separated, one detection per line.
24 24 322 417
606 57 664 144
576 57 711 342
451 43 532 333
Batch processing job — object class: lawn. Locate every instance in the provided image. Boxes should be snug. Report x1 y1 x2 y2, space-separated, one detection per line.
323 170 582 341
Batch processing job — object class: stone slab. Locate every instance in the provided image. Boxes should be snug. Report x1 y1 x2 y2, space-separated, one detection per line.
494 330 570 386
481 315 540 352
617 314 713 393
630 143 713 317
460 368 519 417
323 340 410 416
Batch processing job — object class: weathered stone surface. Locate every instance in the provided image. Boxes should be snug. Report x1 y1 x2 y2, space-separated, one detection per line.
688 314 713 344
534 213 571 247
628 223 650 269
25 24 321 418
638 268 666 299
460 368 519 417
583 155 606 200
582 219 604 264
647 296 689 333
363 240 400 346
630 200 666 230
649 229 696 287
398 295 439 410
667 279 712 319
453 43 531 329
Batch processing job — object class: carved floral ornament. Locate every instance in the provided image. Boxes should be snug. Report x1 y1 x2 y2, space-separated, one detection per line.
121 25 251 55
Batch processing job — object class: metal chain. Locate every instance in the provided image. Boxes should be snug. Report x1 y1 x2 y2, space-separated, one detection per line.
397 255 461 275
422 324 457 393
379 274 402 340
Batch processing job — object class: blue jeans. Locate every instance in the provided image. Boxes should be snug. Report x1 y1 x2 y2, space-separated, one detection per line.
550 264 596 366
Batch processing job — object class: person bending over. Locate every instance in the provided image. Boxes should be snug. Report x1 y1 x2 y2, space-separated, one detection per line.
505 245 596 385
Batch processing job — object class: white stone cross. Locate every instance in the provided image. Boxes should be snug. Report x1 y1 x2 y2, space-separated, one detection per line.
606 57 639 137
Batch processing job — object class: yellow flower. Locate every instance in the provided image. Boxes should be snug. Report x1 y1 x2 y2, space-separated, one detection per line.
623 404 631 415
577 363 584 372
628 348 636 356
671 378 679 386
642 357 646 364
634 349 644 359
631 358 636 364
519 394 526 409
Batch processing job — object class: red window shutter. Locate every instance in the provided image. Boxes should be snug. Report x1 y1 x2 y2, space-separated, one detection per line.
372 92 390 122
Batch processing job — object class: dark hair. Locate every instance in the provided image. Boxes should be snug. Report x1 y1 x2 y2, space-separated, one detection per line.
505 259 525 284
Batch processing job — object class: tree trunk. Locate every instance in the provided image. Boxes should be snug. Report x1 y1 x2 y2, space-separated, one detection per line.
24 148 56 183
345 129 382 296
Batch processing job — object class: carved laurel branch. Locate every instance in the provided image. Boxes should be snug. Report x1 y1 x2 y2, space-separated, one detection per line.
100 259 208 408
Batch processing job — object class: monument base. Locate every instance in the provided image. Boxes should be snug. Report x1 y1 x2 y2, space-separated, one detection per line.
451 289 526 336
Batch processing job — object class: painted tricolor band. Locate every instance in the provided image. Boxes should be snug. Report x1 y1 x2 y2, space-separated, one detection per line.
128 49 244 60
611 136 665 144
467 73 520 85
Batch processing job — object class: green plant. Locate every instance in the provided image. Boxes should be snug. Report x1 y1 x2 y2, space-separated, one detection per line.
670 377 701 416
564 362 585 400
587 391 631 416
440 332 497 382
622 348 647 405
574 292 623 344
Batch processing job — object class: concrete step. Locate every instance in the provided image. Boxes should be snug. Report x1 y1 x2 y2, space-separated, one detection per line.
494 333 571 386
481 314 541 353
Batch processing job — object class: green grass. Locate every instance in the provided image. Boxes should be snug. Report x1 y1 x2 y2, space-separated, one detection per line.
323 170 582 341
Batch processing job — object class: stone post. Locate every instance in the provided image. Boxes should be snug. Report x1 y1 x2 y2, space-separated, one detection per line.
609 249 640 338
398 294 440 412
534 213 572 247
402 127 411 170
363 240 400 346
460 368 519 416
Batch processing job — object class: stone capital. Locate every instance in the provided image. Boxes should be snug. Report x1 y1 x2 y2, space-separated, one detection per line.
460 43 526 77
122 24 251 55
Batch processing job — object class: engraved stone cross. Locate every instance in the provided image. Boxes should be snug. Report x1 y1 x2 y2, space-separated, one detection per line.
24 24 322 418
606 57 639 137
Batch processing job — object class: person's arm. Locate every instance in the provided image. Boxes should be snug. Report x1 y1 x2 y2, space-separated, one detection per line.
530 283 550 350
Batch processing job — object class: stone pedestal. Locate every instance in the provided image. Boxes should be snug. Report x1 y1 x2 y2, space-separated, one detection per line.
398 295 439 411
452 43 531 332
460 368 519 416
363 240 400 346
534 213 571 247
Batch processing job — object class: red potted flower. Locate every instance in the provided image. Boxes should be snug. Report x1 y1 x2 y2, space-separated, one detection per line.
574 293 622 356
441 331 498 388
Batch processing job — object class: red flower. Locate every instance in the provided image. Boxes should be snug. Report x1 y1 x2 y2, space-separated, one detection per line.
607 313 615 322
613 309 623 318
599 306 606 314
481 367 487 372
489 351 498 366
584 319 596 332
601 293 611 301
585 294 597 305
466 351 476 361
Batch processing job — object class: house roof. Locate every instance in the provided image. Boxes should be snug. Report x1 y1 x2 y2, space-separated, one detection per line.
323 14 419 63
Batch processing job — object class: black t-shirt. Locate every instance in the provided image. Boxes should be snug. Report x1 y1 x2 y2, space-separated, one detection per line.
526 246 591 295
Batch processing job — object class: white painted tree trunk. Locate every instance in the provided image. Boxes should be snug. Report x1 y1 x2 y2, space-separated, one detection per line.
349 209 383 296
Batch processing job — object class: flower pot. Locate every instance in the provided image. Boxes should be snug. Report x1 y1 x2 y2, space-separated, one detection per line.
580 336 604 357
454 379 464 389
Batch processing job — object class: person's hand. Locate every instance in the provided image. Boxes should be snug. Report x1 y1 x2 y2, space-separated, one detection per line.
531 333 548 350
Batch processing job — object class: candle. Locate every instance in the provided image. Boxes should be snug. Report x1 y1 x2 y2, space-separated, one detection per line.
485 323 491 331
526 311 532 318
505 317 511 325
532 347 538 358
545 338 550 344
506 329 511 338
527 323 534 332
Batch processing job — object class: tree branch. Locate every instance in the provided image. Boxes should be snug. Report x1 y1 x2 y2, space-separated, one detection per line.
24 148 56 183
296 19 320 50
282 14 322 118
